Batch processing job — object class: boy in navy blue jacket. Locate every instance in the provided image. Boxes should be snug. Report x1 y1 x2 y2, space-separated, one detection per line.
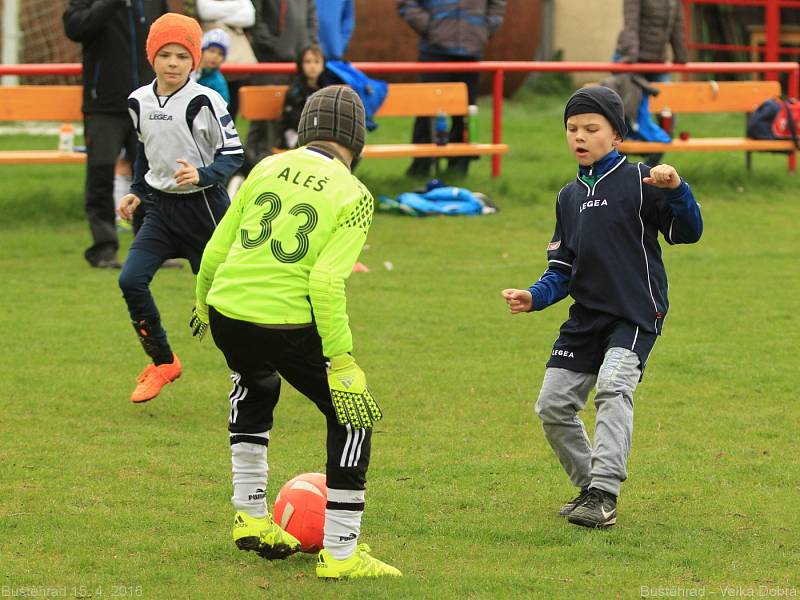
502 86 702 529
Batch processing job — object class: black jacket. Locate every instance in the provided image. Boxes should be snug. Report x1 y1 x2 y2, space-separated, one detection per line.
63 0 167 114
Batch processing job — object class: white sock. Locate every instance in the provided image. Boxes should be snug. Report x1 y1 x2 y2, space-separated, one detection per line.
113 174 132 221
231 437 269 518
323 488 364 560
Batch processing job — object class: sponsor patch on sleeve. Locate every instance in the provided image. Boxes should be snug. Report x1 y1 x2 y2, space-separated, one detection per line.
547 240 561 251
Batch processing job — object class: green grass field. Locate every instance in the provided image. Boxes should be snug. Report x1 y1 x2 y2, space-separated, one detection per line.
1 91 799 599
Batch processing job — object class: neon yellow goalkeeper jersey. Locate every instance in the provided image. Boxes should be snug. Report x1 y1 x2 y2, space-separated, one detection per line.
197 145 373 358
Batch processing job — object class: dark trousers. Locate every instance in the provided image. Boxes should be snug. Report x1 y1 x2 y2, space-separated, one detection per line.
408 52 481 176
243 72 292 175
209 307 372 491
119 185 229 333
83 112 137 265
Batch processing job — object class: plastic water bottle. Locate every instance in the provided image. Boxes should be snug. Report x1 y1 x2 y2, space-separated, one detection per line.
58 123 75 152
434 112 449 146
467 105 479 142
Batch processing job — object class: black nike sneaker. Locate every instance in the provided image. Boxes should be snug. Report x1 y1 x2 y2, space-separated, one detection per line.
558 488 590 516
567 488 617 528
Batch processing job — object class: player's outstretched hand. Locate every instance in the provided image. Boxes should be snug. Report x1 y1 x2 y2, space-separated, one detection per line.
643 164 681 189
189 304 209 341
174 159 200 186
327 354 383 429
502 288 533 313
117 193 141 222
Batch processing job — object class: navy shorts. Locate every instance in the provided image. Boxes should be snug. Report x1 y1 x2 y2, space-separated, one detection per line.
546 303 658 376
129 184 230 273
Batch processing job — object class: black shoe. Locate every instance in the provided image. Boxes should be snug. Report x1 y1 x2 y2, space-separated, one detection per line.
91 257 122 269
159 259 184 269
567 488 617 528
405 164 431 178
558 488 590 516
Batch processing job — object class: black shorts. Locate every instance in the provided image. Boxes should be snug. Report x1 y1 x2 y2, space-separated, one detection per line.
546 303 658 376
208 307 372 491
129 184 229 273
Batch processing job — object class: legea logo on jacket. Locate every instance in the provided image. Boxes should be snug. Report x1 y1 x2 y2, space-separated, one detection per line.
149 112 173 121
579 198 608 213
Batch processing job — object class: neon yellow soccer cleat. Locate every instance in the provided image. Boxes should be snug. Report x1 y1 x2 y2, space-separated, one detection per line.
232 511 301 560
316 543 402 580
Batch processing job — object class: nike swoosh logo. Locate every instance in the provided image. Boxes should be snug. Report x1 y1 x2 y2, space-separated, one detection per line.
601 507 616 519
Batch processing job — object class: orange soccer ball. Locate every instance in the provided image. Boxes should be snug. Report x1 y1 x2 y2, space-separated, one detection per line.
273 472 327 553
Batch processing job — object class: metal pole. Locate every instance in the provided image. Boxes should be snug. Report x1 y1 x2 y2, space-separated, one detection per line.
492 70 504 178
765 0 780 81
2 0 20 86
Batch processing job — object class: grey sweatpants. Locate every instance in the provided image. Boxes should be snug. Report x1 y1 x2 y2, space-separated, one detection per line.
534 347 641 497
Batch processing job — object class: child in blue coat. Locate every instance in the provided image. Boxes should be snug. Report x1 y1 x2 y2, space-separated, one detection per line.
194 28 231 105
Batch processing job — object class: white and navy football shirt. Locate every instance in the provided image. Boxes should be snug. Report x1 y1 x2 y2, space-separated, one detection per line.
128 78 243 194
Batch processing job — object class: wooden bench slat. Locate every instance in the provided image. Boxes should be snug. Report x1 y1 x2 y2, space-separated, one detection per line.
0 86 83 122
648 81 781 113
619 138 796 153
238 86 287 122
0 144 509 164
0 150 87 165
363 143 508 158
375 83 468 116
239 82 469 121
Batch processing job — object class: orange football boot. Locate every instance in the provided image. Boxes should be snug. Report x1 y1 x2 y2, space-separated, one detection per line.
130 354 182 403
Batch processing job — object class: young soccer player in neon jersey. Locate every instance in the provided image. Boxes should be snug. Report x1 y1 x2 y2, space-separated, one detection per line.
116 13 243 404
503 86 703 529
192 86 401 580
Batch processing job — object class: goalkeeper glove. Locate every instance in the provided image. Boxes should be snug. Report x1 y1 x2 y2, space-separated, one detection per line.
327 354 383 429
189 304 209 341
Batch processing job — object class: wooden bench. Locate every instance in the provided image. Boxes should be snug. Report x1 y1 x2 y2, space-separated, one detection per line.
239 82 509 168
0 86 86 164
617 81 797 172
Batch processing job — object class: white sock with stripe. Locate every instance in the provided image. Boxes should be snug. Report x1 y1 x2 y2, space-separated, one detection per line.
231 437 269 518
323 488 364 560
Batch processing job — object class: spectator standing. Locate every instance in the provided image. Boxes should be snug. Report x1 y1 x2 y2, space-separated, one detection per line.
315 0 355 61
63 0 168 269
615 0 688 164
398 0 505 178
243 0 318 174
195 0 257 119
615 0 689 74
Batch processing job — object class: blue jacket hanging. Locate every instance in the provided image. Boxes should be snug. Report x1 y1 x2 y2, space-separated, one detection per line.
325 60 388 131
628 94 671 143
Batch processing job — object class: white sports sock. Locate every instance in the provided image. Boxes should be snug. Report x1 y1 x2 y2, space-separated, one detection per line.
113 174 132 221
231 437 269 518
323 488 364 560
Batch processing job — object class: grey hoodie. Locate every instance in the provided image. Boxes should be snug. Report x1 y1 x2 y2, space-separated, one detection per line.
249 0 318 62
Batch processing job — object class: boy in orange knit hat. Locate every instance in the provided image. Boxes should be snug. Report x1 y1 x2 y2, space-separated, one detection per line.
116 13 243 403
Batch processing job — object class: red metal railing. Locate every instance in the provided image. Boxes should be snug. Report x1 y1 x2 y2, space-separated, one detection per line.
682 0 800 72
1 61 798 176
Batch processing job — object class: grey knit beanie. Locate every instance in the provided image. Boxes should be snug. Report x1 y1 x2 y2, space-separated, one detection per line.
298 86 366 158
